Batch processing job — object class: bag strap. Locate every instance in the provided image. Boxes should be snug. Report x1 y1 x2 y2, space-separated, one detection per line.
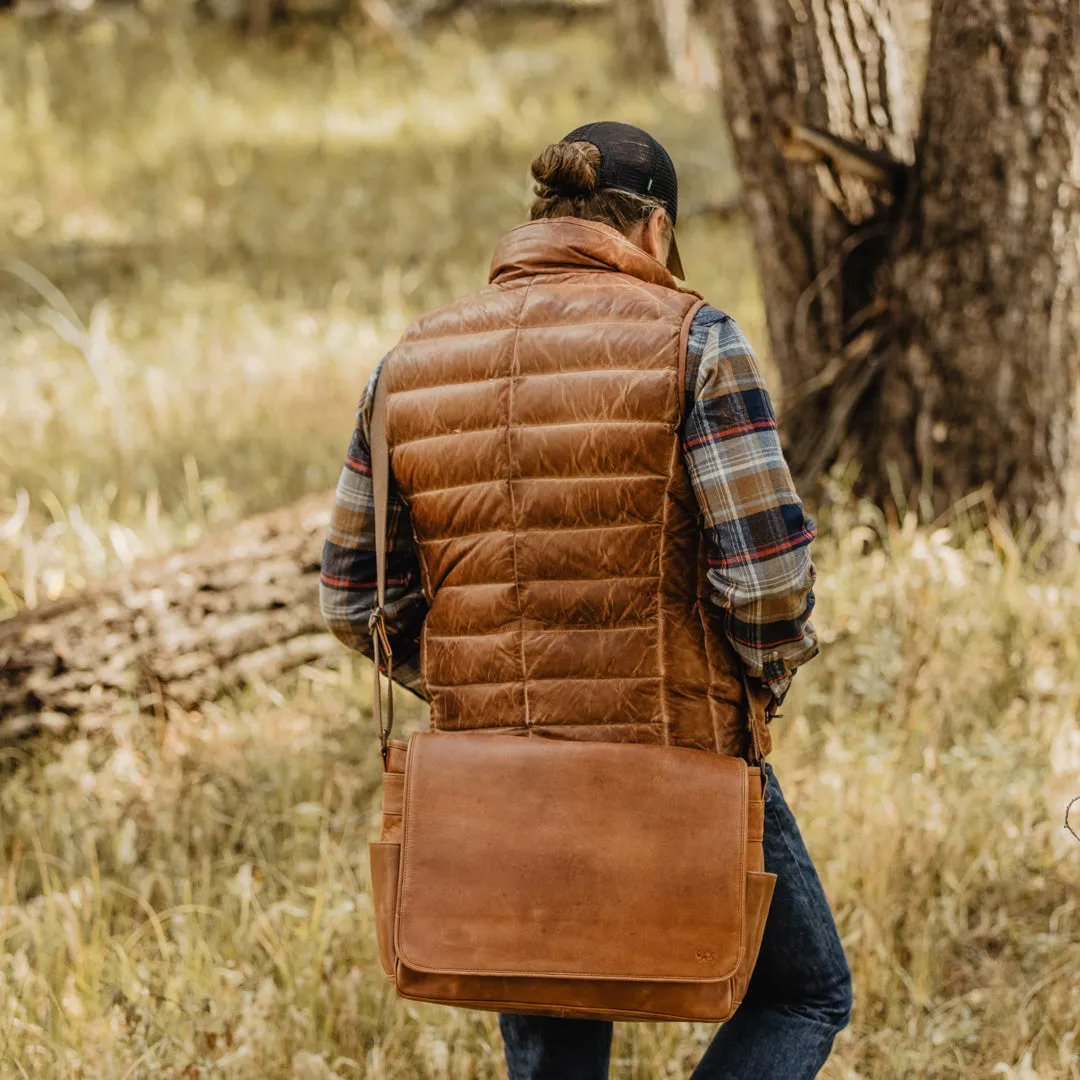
369 364 394 764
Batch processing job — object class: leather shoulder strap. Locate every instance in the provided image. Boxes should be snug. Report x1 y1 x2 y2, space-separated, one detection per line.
369 362 394 760
371 364 391 614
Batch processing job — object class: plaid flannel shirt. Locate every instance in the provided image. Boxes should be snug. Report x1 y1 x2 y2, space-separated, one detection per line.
320 304 818 704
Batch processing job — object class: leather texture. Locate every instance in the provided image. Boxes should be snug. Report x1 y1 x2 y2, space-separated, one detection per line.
371 733 775 1022
382 216 767 760
364 218 778 1023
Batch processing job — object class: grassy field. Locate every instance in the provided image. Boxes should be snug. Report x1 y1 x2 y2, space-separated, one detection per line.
1 10 1078 1079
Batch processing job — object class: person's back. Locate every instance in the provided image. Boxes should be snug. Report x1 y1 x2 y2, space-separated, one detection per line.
321 122 852 1079
384 214 764 756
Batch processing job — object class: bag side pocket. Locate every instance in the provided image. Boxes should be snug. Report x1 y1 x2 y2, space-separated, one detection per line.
369 842 401 978
732 871 777 1006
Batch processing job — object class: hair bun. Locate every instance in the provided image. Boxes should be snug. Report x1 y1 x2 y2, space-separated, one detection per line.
530 141 601 196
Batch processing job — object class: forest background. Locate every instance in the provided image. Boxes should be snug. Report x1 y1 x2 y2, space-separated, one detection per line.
1 1 1078 1077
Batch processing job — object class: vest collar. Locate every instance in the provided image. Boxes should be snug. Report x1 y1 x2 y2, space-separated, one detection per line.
489 217 686 292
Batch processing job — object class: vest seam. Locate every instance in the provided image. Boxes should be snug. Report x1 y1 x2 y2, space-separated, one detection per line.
408 473 668 499
506 279 535 730
437 720 665 728
392 366 676 394
400 319 682 349
426 624 657 640
392 418 672 449
393 368 676 399
658 435 678 746
419 523 662 544
426 674 662 689
434 721 660 730
430 576 657 590
521 574 658 583
614 276 686 301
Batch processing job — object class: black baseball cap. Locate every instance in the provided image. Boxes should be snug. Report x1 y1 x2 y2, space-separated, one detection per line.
562 120 685 279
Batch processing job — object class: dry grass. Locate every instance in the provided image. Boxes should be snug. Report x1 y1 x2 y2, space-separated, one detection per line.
1 11 1078 1080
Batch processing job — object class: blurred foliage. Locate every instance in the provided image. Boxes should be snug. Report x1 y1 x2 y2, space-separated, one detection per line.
0 10 760 612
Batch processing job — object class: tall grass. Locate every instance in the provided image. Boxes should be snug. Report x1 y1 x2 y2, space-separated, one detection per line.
2 501 1077 1078
1 11 1077 1080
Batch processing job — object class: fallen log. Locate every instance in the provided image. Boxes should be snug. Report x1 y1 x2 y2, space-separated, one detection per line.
0 492 337 741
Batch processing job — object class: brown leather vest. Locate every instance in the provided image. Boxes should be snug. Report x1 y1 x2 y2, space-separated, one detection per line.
384 217 756 757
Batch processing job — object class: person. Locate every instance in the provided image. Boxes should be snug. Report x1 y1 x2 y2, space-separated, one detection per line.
320 121 852 1080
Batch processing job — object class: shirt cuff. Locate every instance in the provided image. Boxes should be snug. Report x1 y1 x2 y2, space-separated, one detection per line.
765 672 794 705
761 657 794 706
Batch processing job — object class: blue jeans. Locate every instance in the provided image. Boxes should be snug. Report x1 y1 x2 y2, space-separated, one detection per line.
500 765 852 1080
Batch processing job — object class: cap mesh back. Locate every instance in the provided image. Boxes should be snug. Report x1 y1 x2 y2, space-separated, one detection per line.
562 121 679 223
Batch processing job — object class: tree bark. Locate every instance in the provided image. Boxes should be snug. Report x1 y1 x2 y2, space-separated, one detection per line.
0 493 336 741
883 0 1080 537
696 0 1080 539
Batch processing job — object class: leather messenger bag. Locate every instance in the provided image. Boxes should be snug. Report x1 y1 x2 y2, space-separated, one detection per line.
365 369 777 1022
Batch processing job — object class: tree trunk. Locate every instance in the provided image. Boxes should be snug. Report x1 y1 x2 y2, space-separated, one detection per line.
696 0 1080 540
882 0 1080 537
0 493 336 741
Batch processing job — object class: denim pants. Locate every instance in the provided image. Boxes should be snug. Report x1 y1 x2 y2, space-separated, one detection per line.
499 765 852 1080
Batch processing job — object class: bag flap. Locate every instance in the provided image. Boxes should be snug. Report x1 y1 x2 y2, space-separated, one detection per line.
396 733 748 983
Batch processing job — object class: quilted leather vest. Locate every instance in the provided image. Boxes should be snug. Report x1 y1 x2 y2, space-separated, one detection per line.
383 217 757 757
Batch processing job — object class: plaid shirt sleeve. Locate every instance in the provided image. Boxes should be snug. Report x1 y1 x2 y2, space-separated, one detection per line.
682 305 819 703
319 357 429 698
